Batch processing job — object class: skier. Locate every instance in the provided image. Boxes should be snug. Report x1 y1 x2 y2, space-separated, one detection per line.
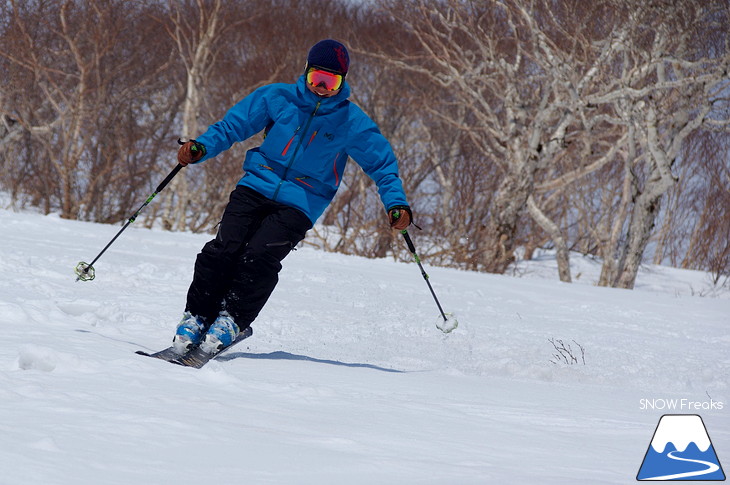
172 39 412 354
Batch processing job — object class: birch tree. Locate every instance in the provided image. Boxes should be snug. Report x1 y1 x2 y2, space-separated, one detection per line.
585 0 730 288
655 131 730 286
0 0 173 220
377 0 729 286
151 0 241 231
376 0 624 280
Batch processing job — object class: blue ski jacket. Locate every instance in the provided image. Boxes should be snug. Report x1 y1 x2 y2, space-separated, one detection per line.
194 75 409 224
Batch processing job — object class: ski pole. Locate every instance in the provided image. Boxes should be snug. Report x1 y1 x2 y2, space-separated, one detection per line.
74 163 185 282
398 226 458 333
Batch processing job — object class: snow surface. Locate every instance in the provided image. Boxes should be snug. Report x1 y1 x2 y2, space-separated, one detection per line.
0 208 727 484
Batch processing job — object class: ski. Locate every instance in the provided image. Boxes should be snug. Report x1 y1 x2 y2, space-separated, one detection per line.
135 346 185 365
174 326 253 368
136 326 253 369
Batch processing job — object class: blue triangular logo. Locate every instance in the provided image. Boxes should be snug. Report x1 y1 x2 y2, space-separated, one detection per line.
637 414 726 481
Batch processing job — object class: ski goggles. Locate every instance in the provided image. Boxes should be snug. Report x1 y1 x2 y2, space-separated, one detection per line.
306 66 344 92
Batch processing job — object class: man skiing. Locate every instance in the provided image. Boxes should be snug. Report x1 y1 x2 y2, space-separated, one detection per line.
172 39 412 355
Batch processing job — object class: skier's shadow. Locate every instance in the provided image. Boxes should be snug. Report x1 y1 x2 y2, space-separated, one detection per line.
217 350 404 373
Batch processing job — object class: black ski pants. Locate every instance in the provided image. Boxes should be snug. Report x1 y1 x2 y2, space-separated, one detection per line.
185 185 312 329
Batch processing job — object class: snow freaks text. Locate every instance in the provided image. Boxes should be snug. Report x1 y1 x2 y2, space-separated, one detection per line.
639 398 724 411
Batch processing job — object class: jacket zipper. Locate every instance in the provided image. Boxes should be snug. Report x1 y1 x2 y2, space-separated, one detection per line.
273 100 321 201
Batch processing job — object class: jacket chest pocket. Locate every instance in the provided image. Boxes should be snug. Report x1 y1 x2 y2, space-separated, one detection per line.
261 112 304 161
302 117 347 156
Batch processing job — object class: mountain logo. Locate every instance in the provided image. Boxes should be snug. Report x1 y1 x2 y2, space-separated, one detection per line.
637 414 726 481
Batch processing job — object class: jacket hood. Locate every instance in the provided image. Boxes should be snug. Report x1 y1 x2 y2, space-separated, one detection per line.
296 74 351 113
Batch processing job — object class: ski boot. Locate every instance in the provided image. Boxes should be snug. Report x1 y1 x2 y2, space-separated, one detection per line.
172 312 206 354
199 311 240 354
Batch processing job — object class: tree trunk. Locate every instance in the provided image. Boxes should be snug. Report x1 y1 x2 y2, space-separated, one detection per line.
527 195 571 282
615 192 664 289
482 158 539 273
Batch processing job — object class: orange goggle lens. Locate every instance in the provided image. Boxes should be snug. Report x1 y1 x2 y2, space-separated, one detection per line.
306 68 344 91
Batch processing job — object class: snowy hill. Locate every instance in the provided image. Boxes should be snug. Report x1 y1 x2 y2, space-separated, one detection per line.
0 208 727 484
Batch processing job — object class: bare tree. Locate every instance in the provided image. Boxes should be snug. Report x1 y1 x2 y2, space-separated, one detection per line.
583 0 730 288
0 0 175 221
149 0 249 231
656 132 730 288
375 0 729 287
375 0 633 280
2 0 727 287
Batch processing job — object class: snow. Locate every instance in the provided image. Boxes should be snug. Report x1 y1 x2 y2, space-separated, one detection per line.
0 207 727 484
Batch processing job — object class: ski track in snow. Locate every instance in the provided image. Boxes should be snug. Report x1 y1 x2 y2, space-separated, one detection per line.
0 209 728 484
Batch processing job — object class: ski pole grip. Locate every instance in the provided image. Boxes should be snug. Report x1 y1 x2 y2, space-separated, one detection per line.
155 164 184 193
401 230 417 254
